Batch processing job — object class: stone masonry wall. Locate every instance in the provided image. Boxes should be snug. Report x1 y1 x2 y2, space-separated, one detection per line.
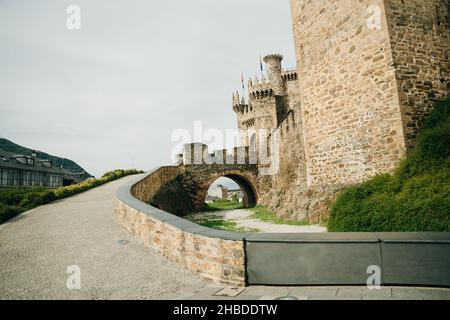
116 201 246 286
258 109 342 223
131 166 183 203
290 0 407 187
116 167 246 286
386 0 450 148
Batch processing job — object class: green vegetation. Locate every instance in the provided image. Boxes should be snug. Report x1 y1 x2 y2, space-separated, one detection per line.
202 200 244 212
250 205 310 226
328 99 450 232
190 217 259 233
0 169 144 224
0 138 92 179
186 200 258 232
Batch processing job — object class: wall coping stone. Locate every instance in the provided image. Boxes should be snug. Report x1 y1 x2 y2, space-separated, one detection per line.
376 232 450 244
116 168 248 241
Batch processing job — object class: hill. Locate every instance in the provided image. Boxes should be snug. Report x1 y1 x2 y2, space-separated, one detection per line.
328 99 450 232
0 138 92 179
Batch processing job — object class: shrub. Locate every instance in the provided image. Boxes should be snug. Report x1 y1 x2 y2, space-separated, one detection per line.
19 190 56 209
0 204 26 224
0 187 46 206
328 99 450 232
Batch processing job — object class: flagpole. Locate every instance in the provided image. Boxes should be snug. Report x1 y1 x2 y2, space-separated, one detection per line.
260 54 264 78
241 72 245 101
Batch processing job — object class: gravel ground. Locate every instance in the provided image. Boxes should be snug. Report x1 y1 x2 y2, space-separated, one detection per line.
189 209 328 233
0 175 205 300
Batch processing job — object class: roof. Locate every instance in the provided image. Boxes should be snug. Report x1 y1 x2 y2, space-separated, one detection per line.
0 149 79 177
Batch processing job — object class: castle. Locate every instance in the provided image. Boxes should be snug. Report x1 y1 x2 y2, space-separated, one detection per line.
231 0 450 222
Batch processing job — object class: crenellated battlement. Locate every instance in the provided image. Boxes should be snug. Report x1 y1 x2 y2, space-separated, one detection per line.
178 143 257 166
231 53 289 109
248 75 276 100
232 53 296 145
282 69 298 81
232 91 248 114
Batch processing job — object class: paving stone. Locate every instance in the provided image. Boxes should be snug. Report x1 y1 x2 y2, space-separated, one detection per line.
186 294 260 300
391 288 450 300
336 287 392 299
243 286 292 297
290 287 339 298
259 296 309 301
308 296 363 300
213 287 246 297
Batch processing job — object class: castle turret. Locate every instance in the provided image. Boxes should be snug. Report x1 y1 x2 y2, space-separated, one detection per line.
232 90 250 146
232 91 246 114
232 53 293 151
263 54 285 96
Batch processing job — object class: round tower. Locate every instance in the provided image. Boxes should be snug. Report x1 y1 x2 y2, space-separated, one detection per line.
263 54 285 95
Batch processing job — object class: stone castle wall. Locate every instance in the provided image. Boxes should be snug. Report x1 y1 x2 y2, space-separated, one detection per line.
290 0 407 187
386 0 450 148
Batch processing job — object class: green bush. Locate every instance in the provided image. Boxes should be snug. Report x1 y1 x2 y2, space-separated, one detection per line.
19 190 56 209
328 99 450 232
0 169 144 224
0 204 26 224
0 187 46 206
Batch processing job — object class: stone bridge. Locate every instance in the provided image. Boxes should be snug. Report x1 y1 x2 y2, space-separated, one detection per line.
181 163 259 209
133 143 260 216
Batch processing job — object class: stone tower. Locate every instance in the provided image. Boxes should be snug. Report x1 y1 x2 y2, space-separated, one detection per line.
289 0 450 187
232 54 294 156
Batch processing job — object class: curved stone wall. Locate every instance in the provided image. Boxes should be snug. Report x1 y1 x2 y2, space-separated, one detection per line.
115 167 247 286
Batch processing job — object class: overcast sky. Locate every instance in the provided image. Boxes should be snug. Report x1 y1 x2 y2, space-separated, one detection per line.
0 0 296 177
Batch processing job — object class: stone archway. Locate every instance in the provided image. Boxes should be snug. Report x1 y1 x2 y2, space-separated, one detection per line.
205 173 258 208
149 164 259 216
184 167 259 211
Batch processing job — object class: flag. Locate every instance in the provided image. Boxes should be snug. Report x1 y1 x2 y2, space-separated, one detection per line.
241 72 244 90
260 55 264 73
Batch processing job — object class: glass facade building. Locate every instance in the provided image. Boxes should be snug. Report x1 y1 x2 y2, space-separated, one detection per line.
0 168 64 187
0 150 80 188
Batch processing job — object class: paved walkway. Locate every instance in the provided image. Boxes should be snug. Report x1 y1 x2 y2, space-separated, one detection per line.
189 209 327 233
0 176 204 300
1 176 449 300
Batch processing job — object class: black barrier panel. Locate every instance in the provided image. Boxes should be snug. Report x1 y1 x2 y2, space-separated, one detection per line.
246 233 382 286
246 232 450 287
377 233 450 287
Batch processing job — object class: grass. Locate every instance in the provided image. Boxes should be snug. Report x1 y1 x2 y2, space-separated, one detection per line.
192 218 259 233
328 99 450 232
185 200 259 233
188 201 317 232
0 169 144 224
187 202 312 232
250 205 311 226
202 200 244 212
